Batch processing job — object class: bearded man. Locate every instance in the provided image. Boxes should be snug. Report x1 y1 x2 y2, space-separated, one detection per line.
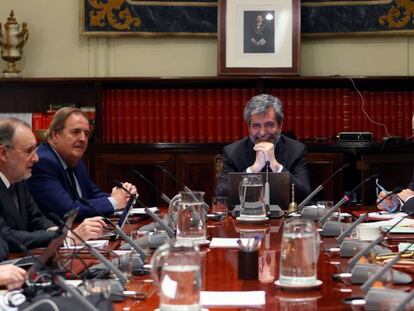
215 94 310 203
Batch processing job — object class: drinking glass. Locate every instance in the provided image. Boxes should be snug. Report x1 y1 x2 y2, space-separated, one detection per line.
211 196 228 216
278 218 320 286
175 191 206 245
238 174 266 219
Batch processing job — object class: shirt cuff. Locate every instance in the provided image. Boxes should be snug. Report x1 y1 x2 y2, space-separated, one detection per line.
274 165 283 173
108 197 117 211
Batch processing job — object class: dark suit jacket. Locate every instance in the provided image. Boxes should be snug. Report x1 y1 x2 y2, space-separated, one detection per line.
215 135 311 203
0 236 8 261
402 170 414 212
0 180 57 252
27 142 114 220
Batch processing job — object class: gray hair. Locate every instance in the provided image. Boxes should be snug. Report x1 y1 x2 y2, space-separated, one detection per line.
0 117 31 147
45 107 87 140
244 94 284 126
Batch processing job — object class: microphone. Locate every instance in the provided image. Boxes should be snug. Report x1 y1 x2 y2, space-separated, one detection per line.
299 163 349 210
47 213 129 287
155 164 209 213
320 174 378 237
376 186 403 206
78 197 147 260
336 213 368 245
131 171 171 205
54 275 100 311
360 239 414 293
319 174 378 226
133 196 175 238
348 210 414 269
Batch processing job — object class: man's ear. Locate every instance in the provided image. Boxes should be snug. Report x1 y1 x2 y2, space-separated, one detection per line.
0 145 7 162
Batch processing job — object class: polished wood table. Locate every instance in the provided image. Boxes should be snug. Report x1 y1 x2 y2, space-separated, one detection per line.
114 216 373 311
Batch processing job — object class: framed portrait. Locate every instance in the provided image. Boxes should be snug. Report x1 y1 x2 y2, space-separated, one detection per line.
218 0 300 76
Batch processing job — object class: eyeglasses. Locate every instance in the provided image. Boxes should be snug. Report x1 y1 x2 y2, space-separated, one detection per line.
5 145 38 157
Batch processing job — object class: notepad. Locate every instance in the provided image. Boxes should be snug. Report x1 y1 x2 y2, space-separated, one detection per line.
200 291 265 306
114 207 158 216
209 238 250 248
61 239 109 250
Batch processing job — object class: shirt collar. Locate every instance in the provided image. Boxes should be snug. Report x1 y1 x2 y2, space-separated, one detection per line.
48 143 69 170
0 172 11 189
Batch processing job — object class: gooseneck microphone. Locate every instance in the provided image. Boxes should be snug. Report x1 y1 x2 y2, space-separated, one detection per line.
376 186 403 206
134 197 175 238
360 238 414 293
114 180 175 238
348 210 414 269
298 163 349 210
264 161 270 212
47 213 128 287
155 164 209 213
78 197 146 260
131 171 171 205
11 231 99 311
319 174 378 225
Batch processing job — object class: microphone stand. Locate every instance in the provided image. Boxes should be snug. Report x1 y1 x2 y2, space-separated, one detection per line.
7 230 100 311
48 214 128 287
361 239 414 293
348 211 414 269
134 197 175 238
54 275 99 311
79 197 147 260
129 173 172 205
155 164 210 213
298 163 349 210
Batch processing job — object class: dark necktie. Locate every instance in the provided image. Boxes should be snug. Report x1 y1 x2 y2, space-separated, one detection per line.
66 167 80 200
9 184 19 211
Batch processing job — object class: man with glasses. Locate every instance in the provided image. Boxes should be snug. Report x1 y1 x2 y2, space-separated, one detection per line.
0 117 105 251
27 107 137 220
215 94 310 203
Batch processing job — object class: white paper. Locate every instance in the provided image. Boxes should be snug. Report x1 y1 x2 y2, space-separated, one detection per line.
368 212 407 219
61 239 109 250
209 238 250 248
200 291 265 306
398 242 414 252
114 207 158 216
64 280 83 287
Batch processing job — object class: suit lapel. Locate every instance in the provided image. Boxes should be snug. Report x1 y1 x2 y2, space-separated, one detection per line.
0 180 25 230
14 183 28 229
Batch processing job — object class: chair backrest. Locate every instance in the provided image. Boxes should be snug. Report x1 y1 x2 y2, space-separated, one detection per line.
214 154 224 192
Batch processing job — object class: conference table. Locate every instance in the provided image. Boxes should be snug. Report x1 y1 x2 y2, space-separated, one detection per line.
111 211 385 311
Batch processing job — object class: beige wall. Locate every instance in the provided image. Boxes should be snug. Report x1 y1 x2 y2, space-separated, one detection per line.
1 1 414 77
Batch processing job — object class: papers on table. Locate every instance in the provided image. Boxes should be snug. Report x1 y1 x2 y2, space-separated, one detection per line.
398 242 414 252
356 217 414 240
200 291 265 306
114 207 158 216
368 212 407 220
209 238 248 248
62 239 109 250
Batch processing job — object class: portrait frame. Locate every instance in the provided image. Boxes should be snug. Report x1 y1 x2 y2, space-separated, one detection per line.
218 0 300 76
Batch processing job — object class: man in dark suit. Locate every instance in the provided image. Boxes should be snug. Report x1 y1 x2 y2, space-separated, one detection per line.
215 94 310 203
377 170 414 212
0 118 105 251
27 107 137 220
